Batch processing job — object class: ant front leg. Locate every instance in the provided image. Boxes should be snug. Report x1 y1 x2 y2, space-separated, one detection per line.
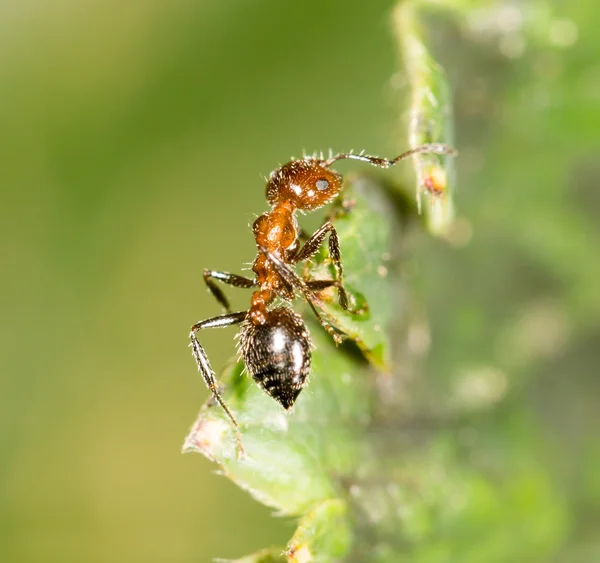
190 311 247 456
292 221 350 310
203 270 256 313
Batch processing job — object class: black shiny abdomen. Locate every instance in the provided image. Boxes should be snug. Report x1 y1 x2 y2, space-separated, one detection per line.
240 307 312 410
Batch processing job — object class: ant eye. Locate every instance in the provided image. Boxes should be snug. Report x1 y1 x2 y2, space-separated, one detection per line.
316 178 329 191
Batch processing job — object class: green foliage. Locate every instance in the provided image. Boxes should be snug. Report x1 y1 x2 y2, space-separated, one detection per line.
3 0 599 561
185 177 568 562
182 0 600 560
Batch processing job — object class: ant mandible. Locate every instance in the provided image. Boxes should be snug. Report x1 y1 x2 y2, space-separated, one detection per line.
190 143 456 454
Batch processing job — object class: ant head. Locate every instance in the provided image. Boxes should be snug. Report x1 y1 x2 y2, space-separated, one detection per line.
266 158 342 210
239 307 311 410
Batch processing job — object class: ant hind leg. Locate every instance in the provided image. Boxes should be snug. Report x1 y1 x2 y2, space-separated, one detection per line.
190 311 247 456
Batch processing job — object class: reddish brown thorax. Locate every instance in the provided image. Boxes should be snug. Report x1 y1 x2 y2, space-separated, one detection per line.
248 158 342 325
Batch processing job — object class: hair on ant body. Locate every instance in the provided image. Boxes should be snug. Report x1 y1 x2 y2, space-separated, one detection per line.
190 143 457 455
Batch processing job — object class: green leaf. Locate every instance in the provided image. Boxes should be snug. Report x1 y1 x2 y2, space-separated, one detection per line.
286 500 352 563
393 1 457 235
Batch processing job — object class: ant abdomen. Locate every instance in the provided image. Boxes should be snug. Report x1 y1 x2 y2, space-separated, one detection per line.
239 307 312 410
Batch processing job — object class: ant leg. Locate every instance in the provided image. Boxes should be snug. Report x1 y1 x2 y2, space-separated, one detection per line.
306 279 342 292
304 279 365 315
203 270 256 313
292 221 349 310
190 311 247 456
258 247 344 344
322 143 457 168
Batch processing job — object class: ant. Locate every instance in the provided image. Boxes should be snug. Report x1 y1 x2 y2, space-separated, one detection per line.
190 143 457 455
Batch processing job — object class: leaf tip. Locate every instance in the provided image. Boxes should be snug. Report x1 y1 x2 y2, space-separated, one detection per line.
182 413 229 460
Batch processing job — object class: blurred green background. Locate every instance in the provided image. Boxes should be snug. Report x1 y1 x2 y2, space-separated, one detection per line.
1 1 599 562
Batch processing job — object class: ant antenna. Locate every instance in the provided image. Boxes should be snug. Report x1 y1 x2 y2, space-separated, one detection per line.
322 143 457 169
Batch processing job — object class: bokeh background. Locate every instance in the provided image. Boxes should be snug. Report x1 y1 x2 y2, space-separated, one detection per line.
1 1 599 562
